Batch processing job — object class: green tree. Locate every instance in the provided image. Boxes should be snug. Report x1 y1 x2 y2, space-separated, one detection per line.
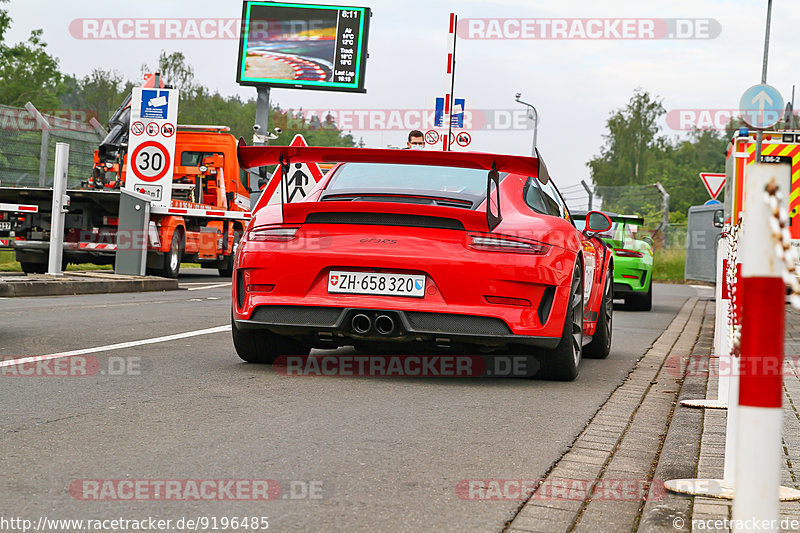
0 0 63 108
588 88 666 188
60 69 135 124
647 129 727 215
141 51 201 98
589 89 727 220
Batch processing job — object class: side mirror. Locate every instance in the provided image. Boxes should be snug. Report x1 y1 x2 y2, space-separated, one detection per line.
642 236 654 246
713 209 724 228
584 211 612 236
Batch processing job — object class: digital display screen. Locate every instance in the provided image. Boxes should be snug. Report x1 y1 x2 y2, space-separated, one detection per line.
236 1 370 93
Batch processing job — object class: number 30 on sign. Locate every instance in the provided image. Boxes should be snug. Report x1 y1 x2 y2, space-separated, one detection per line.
130 141 170 182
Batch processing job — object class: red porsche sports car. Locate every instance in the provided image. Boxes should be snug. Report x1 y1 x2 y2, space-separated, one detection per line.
231 144 614 380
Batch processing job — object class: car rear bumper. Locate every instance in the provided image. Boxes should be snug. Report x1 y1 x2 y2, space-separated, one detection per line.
232 224 579 345
236 305 561 349
613 256 652 293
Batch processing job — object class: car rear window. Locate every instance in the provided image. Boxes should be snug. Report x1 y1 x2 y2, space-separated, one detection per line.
327 163 488 196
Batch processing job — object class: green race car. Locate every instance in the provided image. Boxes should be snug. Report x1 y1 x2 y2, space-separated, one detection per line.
574 212 653 311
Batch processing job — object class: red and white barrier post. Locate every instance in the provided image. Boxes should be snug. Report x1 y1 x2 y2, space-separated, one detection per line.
664 234 739 498
682 238 732 410
732 162 789 530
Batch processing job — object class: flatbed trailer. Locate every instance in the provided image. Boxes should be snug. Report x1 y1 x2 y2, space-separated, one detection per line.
0 138 251 278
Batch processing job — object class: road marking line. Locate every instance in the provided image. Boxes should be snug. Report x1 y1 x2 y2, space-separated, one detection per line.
186 283 231 291
0 325 231 368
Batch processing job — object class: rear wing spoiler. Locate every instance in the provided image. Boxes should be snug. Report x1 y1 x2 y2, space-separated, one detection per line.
609 215 644 226
573 211 645 227
237 139 545 179
237 139 551 231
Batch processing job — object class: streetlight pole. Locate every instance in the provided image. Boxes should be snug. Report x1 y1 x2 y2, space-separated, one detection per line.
515 93 538 156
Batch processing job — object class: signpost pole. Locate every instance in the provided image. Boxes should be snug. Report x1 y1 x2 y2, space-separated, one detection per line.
47 143 69 275
755 0 773 159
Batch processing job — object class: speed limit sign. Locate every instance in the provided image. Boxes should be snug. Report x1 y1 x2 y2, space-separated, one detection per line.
130 141 170 182
126 88 178 207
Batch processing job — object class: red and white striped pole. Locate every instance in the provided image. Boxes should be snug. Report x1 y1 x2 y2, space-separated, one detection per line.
664 236 739 499
732 162 787 531
682 238 732 410
441 12 457 151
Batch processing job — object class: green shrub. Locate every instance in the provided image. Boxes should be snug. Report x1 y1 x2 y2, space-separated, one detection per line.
653 247 685 282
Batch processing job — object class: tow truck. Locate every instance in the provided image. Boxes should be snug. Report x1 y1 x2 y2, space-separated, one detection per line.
725 128 800 248
0 73 251 277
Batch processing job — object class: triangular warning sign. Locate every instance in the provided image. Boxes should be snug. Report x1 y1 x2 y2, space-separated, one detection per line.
699 172 726 200
253 134 325 213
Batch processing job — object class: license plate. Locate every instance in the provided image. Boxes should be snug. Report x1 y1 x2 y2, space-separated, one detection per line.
328 271 426 297
0 222 10 231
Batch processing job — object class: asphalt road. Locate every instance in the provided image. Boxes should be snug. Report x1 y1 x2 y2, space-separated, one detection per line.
0 272 707 532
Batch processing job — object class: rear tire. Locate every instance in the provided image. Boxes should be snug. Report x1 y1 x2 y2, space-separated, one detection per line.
20 261 46 274
538 263 583 381
160 229 183 279
217 231 240 278
231 312 310 364
626 280 652 311
584 267 613 359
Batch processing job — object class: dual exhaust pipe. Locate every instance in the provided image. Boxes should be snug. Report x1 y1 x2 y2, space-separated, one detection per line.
351 313 396 336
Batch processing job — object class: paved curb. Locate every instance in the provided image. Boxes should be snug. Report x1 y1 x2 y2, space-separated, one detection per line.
638 300 714 531
504 296 709 533
0 271 178 297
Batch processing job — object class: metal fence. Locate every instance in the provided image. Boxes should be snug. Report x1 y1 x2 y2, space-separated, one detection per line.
0 103 105 189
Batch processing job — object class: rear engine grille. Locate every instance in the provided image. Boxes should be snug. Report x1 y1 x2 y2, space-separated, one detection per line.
305 212 465 230
405 312 511 336
251 306 343 327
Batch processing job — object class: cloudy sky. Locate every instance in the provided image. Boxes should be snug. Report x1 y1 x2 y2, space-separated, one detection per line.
5 0 799 194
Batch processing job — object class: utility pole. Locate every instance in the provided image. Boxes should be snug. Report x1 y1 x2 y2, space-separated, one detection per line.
580 180 593 211
515 93 539 155
755 0 773 158
654 182 670 248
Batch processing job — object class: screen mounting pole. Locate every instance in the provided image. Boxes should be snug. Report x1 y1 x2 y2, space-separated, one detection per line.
255 86 270 147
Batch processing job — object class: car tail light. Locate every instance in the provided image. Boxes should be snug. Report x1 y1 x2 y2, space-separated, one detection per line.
484 295 532 307
247 284 274 293
614 248 643 258
468 233 550 254
622 274 639 279
246 226 300 242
